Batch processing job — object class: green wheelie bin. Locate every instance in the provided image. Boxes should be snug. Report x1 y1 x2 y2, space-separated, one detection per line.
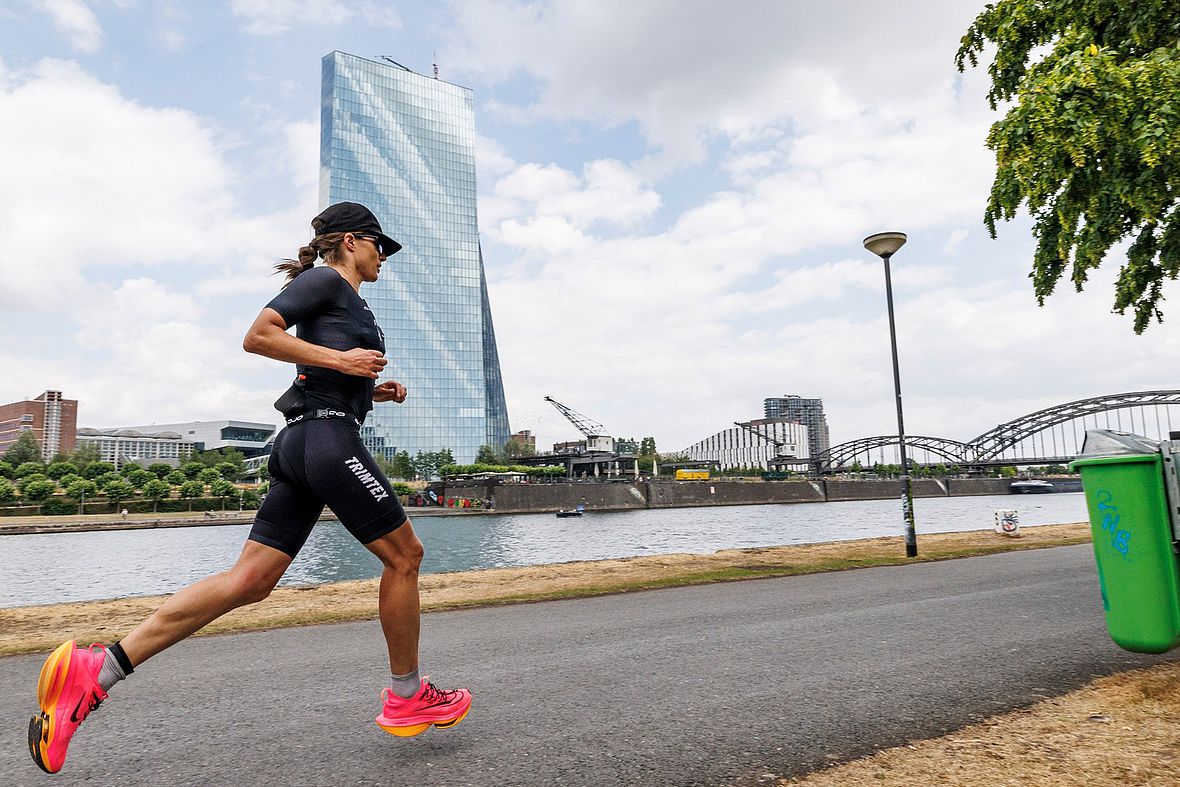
1071 430 1180 654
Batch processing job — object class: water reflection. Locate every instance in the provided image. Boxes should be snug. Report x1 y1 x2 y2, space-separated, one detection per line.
0 493 1087 607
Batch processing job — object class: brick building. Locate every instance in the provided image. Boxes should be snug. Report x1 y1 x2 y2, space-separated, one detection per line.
0 390 78 461
508 430 536 454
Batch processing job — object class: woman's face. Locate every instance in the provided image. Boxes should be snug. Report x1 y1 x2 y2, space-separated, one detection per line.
350 233 387 282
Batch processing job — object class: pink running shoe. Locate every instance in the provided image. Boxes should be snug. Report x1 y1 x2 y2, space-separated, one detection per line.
28 640 108 774
375 677 472 737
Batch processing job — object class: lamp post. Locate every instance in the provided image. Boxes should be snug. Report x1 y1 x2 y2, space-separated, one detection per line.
863 231 917 558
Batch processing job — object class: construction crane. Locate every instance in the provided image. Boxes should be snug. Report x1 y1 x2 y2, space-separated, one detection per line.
376 55 412 71
546 396 614 452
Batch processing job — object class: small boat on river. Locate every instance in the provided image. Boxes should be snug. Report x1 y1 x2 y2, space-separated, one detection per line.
1010 479 1055 494
556 504 586 518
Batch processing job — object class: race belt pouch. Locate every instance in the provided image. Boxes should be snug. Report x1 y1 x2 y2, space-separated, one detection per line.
273 374 307 418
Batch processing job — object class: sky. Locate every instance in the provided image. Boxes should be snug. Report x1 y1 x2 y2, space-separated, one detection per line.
1 0 1178 458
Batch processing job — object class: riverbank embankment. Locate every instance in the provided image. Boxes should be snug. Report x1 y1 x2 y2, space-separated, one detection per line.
1 478 1068 535
439 477 1082 513
0 522 1089 656
0 504 480 536
468 477 1021 513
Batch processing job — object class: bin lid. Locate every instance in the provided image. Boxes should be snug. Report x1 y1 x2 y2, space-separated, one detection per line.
1077 429 1159 458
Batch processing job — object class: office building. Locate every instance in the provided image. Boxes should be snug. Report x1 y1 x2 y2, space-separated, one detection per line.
681 419 807 471
320 51 510 463
764 395 830 458
118 420 275 458
0 390 77 460
76 419 274 469
75 428 196 468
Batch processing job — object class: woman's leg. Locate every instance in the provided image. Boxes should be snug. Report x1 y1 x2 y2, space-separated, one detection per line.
119 539 293 667
363 519 424 674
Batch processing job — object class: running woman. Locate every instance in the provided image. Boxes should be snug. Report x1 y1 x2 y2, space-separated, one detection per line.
28 202 472 774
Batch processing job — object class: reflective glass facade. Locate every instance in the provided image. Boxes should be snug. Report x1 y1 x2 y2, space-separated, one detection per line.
321 51 509 463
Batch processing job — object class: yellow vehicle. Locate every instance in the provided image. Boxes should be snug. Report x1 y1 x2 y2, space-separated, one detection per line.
675 469 710 481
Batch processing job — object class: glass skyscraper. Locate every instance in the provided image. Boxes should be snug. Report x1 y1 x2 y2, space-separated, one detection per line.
320 51 509 463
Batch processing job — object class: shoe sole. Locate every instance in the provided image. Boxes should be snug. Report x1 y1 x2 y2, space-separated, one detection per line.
28 640 75 774
376 703 471 738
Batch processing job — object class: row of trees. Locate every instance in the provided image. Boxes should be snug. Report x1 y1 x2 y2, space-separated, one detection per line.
0 432 248 480
850 463 1073 478
438 463 566 479
481 437 660 465
374 450 456 482
0 471 256 512
0 432 258 512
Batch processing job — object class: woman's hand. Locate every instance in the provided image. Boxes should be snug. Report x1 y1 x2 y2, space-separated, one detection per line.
336 348 388 379
373 380 408 403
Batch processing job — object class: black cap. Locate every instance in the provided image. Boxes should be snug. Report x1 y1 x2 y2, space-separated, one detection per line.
312 202 402 256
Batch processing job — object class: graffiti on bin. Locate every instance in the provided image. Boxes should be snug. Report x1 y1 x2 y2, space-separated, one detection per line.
1095 489 1132 558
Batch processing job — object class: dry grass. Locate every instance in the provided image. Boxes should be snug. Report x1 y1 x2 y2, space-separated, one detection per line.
781 663 1180 786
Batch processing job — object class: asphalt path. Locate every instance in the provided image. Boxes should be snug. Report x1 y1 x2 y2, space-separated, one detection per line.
2 544 1176 786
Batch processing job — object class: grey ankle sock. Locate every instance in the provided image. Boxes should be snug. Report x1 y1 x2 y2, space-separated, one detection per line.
96 648 127 692
390 668 421 699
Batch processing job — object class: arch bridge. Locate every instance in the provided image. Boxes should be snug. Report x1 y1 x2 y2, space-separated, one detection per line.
820 390 1180 472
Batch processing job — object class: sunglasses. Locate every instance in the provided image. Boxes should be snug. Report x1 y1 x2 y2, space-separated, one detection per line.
353 233 385 256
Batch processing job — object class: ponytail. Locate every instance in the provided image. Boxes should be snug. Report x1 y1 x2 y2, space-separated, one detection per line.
273 231 348 288
274 245 318 287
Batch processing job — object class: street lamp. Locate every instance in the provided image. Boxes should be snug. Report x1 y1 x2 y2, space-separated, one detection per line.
863 231 917 558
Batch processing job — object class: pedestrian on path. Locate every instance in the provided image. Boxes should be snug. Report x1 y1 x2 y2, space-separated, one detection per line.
28 203 472 774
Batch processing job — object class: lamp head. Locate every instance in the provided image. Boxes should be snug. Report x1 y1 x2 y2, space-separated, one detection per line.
863 232 907 259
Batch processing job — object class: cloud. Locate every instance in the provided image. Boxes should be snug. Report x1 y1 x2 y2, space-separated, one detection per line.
717 259 951 316
493 236 1180 455
357 1 400 28
158 27 185 51
0 60 310 428
452 1 1105 451
445 0 989 165
0 276 282 427
283 119 320 192
490 160 660 233
475 132 517 181
230 0 400 35
943 228 969 255
0 59 311 307
32 0 102 52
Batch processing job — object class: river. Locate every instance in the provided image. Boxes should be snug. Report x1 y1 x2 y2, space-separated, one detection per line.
0 493 1088 607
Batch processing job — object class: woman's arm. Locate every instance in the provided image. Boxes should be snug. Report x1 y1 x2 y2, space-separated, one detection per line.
242 307 387 379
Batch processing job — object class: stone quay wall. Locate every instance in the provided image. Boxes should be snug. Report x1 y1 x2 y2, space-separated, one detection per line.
434 477 1018 514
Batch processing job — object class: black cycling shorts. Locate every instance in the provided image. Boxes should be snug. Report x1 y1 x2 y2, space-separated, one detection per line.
249 418 408 557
